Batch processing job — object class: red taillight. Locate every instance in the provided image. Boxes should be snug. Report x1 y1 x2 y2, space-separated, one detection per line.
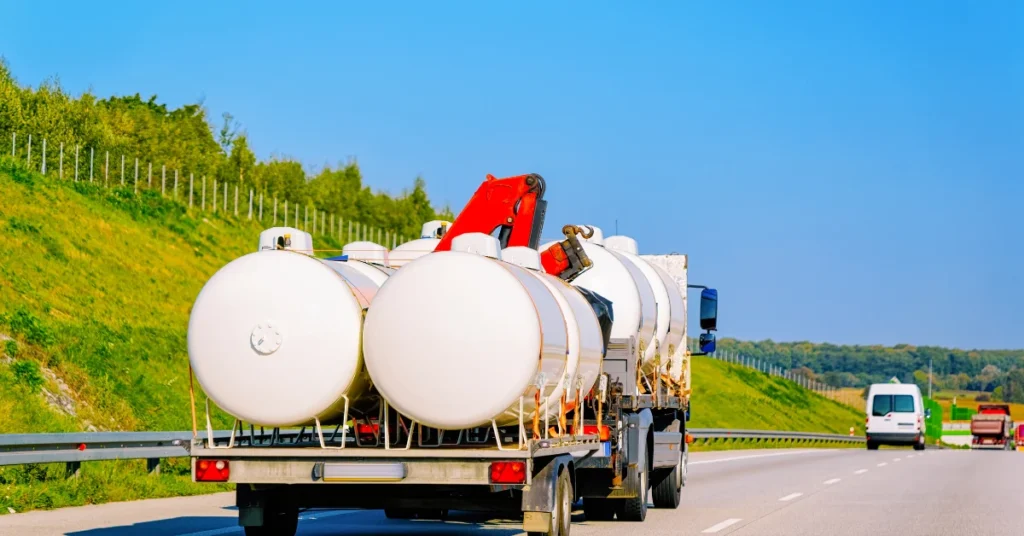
581 425 611 441
196 459 230 482
356 423 380 435
489 461 526 484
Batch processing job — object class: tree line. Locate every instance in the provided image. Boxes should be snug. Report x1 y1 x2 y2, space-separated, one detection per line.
0 58 453 241
716 338 1024 402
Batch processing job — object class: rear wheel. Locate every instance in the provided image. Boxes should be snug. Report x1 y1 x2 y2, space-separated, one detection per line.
617 451 649 522
528 469 572 536
243 504 298 536
652 445 683 508
866 441 879 450
385 508 448 520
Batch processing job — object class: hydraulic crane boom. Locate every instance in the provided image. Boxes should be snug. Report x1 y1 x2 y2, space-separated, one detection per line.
435 173 592 281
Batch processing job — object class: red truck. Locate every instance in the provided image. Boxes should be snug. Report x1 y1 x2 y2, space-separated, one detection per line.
970 404 1014 450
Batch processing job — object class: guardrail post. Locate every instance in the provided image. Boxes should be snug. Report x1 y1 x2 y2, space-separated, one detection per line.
147 458 161 475
65 461 81 478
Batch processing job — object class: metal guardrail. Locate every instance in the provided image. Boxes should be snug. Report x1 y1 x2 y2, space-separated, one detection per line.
0 428 865 474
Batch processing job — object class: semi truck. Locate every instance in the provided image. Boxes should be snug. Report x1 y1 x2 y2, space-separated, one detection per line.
970 404 1014 450
186 173 719 536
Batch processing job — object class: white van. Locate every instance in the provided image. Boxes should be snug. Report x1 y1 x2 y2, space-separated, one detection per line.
865 383 927 450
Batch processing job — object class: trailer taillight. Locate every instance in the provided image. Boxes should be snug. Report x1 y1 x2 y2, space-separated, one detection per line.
195 459 230 482
489 461 527 484
582 425 611 441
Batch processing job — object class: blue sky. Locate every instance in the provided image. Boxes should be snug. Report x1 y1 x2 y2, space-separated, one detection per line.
2 1 1021 349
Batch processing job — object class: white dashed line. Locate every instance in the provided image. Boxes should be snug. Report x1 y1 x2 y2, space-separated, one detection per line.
702 518 742 533
877 462 888 467
689 450 824 466
779 492 803 502
893 458 901 462
824 478 841 485
854 469 868 475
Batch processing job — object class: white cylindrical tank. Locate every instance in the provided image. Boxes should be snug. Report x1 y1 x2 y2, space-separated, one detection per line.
388 238 440 268
502 247 604 405
363 250 569 429
606 235 670 373
187 250 383 427
542 237 657 370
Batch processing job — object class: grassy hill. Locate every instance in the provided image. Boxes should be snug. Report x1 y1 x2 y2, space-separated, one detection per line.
0 158 863 513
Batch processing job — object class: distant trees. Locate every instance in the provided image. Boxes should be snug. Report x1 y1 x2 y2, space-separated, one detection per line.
0 58 450 240
716 338 1024 394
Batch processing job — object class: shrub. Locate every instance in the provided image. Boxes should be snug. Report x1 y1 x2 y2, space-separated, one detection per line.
12 360 45 392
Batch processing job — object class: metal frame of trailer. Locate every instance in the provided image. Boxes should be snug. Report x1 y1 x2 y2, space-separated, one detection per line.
188 335 689 536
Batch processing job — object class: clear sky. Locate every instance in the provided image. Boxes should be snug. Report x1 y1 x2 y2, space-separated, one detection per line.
2 1 1021 349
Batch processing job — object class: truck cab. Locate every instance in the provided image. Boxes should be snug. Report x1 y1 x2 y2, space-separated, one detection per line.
865 383 926 451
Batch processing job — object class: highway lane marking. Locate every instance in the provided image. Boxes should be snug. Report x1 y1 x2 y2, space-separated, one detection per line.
877 462 887 467
702 518 742 533
854 469 868 474
689 450 829 466
180 510 358 536
823 478 841 485
893 457 901 462
778 492 803 502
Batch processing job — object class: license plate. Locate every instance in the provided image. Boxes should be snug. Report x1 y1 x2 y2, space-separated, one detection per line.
322 463 406 482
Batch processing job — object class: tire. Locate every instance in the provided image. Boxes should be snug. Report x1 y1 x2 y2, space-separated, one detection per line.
651 445 683 508
528 469 572 536
384 508 415 519
617 452 649 522
243 505 298 536
582 498 615 521
385 508 448 520
866 441 879 450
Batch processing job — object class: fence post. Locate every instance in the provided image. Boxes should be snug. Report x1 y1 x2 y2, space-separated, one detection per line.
134 157 139 193
146 458 161 475
9 132 12 156
213 179 218 212
148 162 153 188
75 145 79 182
161 165 166 196
41 138 46 174
59 142 63 179
248 189 253 220
295 205 299 230
90 148 94 182
235 185 239 217
121 155 125 186
27 134 31 167
224 182 228 213
305 205 309 230
348 220 352 242
65 461 81 479
189 173 193 207
283 200 288 226
174 170 179 200
273 197 278 225
312 207 317 234
202 176 207 211
259 192 263 221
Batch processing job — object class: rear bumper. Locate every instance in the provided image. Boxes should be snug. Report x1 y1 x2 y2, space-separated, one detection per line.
866 432 920 445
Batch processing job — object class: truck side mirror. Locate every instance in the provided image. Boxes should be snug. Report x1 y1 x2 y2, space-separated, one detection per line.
699 332 716 354
700 288 718 331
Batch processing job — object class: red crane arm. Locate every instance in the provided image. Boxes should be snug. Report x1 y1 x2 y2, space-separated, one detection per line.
435 173 591 281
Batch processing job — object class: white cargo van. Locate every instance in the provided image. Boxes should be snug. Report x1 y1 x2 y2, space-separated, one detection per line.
865 383 927 450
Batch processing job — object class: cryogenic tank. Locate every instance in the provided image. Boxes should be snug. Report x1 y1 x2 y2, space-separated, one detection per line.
503 247 604 406
362 247 569 430
389 239 440 268
542 230 657 369
339 241 394 284
606 235 673 373
188 248 385 427
642 254 689 383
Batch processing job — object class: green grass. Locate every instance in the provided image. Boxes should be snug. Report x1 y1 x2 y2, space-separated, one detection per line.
0 158 866 514
688 356 867 435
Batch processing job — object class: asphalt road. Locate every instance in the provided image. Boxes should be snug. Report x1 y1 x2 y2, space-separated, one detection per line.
1 447 1021 536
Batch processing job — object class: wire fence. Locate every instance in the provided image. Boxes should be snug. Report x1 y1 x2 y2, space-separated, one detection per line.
3 130 414 248
689 340 864 409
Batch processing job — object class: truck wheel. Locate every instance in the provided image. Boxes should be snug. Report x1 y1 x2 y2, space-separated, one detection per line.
651 447 682 508
384 508 448 520
244 505 298 536
617 453 649 522
582 498 615 521
866 441 878 450
528 469 572 536
913 440 925 451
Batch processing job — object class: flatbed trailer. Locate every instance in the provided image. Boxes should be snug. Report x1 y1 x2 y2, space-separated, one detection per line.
189 336 692 536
